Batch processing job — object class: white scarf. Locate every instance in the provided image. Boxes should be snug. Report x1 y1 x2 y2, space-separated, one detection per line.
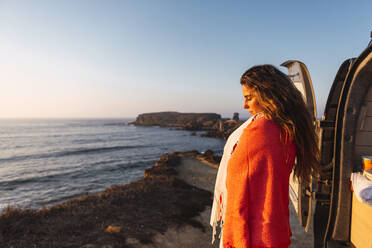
210 112 262 244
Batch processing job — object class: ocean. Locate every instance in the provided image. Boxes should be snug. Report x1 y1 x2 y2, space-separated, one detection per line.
0 118 225 211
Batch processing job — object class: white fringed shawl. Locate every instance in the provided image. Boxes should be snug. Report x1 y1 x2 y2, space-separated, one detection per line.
210 112 262 245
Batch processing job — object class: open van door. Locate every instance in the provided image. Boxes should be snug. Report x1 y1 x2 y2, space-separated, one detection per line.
323 40 372 248
314 58 355 247
281 60 317 231
281 33 371 248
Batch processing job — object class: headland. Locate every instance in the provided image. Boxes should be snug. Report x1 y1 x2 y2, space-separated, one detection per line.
131 111 243 140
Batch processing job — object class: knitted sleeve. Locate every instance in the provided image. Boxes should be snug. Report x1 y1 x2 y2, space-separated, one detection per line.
222 122 254 247
223 117 293 248
244 118 293 247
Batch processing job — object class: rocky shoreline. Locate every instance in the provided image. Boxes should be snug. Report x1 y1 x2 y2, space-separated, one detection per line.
0 151 220 248
131 111 244 140
0 149 314 247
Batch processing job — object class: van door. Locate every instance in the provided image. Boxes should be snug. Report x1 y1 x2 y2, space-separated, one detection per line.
314 58 354 248
281 60 317 231
324 43 372 248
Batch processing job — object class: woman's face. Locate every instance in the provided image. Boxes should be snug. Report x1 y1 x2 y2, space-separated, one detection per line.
242 85 264 115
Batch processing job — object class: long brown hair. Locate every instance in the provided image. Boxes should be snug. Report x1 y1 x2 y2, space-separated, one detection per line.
240 64 320 183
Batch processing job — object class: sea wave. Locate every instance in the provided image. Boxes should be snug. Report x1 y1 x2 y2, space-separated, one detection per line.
0 158 155 190
0 145 148 163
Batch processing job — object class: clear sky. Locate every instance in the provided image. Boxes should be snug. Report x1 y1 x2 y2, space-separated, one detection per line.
0 0 371 119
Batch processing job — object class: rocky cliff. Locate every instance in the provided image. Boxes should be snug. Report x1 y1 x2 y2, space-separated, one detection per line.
131 111 222 130
131 111 244 139
202 119 244 139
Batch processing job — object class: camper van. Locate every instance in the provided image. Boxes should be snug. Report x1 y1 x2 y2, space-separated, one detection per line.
282 33 372 248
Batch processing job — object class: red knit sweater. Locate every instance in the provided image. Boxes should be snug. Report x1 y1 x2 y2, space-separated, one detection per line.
223 117 296 248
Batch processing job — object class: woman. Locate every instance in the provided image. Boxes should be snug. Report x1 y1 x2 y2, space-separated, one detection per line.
210 64 320 248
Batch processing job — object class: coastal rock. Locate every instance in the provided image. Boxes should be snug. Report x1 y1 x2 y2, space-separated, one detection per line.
144 164 177 179
233 112 239 121
145 150 221 178
144 153 180 178
201 149 221 165
105 225 122 234
155 153 181 167
202 119 244 139
131 112 221 130
131 111 244 140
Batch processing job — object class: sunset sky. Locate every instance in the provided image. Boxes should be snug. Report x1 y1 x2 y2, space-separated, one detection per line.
0 0 371 119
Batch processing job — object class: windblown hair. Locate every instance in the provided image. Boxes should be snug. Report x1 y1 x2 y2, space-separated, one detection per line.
240 64 320 183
